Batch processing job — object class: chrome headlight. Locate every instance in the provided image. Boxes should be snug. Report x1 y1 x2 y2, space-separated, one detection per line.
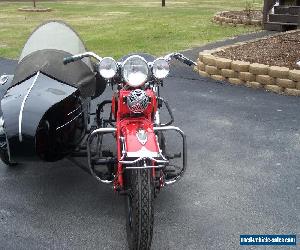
153 58 169 79
122 55 149 87
99 57 117 79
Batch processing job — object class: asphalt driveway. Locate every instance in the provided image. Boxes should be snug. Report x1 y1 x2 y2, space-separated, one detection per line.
0 32 299 249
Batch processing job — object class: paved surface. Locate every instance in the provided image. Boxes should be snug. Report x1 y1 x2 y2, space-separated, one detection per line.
0 31 299 249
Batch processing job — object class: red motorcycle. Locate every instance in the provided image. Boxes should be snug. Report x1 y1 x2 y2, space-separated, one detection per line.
63 51 195 249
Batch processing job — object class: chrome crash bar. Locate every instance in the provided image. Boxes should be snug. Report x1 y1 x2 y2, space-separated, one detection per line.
154 126 187 186
119 157 168 165
87 126 187 186
87 127 116 184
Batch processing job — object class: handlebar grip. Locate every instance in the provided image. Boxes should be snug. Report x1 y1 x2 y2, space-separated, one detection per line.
173 53 196 67
63 55 83 65
63 57 76 65
184 59 196 67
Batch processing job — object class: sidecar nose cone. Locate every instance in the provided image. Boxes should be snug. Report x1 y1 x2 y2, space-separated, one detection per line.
1 72 77 162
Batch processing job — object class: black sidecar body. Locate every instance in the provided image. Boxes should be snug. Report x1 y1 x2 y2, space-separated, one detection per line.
0 21 105 164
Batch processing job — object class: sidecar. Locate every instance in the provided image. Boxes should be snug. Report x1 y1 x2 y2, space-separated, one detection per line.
0 21 105 164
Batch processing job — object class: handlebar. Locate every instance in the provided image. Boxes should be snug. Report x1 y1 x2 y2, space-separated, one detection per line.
63 52 102 65
63 52 196 67
173 54 196 66
164 53 197 66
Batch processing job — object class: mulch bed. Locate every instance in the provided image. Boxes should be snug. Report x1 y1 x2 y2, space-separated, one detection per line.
220 10 262 21
213 31 300 70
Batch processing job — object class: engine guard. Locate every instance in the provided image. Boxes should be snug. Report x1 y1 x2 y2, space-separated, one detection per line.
87 125 187 186
153 126 187 185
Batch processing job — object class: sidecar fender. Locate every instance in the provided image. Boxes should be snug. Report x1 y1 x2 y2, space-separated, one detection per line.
120 119 160 158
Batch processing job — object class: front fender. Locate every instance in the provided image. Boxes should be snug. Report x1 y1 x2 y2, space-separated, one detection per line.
120 119 160 158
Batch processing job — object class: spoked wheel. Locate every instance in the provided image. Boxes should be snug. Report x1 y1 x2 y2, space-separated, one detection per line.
125 167 154 250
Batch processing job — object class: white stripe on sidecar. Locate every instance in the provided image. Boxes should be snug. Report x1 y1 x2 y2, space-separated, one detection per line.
18 71 40 142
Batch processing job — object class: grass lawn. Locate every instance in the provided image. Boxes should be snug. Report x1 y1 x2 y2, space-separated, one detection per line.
0 0 262 59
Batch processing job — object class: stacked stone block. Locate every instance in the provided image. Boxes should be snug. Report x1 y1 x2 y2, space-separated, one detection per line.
197 47 300 96
213 11 262 26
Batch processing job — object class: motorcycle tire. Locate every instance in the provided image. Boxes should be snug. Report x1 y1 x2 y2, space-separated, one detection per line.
125 167 154 250
0 150 17 167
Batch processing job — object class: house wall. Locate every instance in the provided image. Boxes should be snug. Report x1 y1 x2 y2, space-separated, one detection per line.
279 0 300 5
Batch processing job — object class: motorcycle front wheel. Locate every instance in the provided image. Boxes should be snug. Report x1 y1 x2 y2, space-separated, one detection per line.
125 167 154 250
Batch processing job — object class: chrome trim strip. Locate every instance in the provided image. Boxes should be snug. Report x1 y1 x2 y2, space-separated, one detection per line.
67 105 81 116
18 71 40 142
119 136 126 161
119 156 168 165
154 110 160 126
56 111 84 130
125 165 165 169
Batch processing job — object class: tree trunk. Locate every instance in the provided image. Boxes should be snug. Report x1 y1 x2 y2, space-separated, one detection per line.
298 3 300 28
33 0 36 8
162 0 165 7
263 0 277 26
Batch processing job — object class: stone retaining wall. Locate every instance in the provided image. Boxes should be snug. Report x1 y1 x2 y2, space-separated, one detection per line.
196 32 300 96
213 11 262 26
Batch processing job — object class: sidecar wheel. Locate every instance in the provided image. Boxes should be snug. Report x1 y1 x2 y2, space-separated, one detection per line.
125 168 154 250
0 150 17 167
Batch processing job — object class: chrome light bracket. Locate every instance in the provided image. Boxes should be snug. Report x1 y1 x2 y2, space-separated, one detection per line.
0 75 9 85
